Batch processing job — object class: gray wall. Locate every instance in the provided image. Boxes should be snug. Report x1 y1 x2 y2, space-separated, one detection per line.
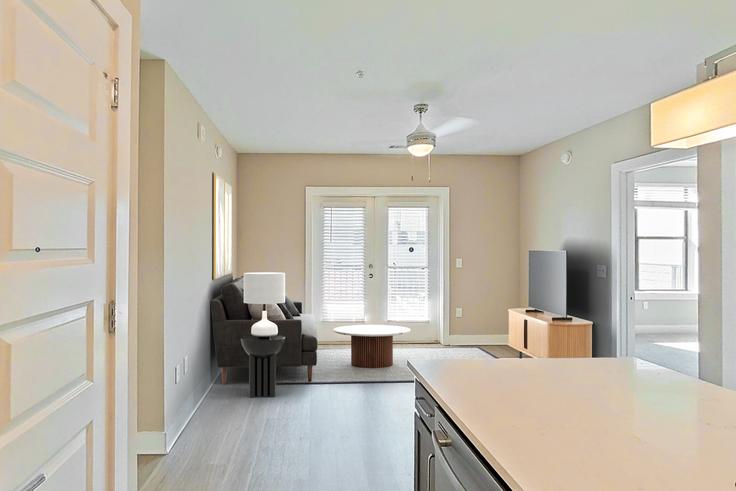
634 299 698 329
138 60 238 446
519 106 653 357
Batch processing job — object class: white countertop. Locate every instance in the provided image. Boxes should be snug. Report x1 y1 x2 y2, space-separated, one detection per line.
408 357 736 490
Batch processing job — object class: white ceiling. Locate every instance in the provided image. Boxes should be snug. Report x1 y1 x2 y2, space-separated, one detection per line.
141 1 736 155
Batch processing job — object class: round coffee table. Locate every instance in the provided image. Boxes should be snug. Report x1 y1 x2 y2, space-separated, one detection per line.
333 324 411 368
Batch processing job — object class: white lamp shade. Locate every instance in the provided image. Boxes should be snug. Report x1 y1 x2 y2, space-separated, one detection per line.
243 272 285 304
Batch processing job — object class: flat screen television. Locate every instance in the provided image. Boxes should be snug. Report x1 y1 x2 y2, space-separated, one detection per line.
528 250 567 316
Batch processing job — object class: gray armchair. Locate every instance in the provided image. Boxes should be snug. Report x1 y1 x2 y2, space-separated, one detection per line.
211 279 317 382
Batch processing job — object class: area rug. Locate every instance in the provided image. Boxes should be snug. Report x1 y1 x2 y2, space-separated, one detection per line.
276 346 493 384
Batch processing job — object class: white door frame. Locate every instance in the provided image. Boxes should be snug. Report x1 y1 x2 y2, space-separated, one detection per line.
95 0 133 488
305 187 450 344
610 148 696 357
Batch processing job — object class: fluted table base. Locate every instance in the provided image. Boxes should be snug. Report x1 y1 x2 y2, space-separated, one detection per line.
350 335 394 368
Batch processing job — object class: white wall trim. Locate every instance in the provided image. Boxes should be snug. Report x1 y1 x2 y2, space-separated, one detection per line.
446 334 508 346
136 431 167 455
305 186 450 344
611 148 697 357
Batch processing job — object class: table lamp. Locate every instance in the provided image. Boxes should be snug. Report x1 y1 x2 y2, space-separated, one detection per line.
243 272 285 337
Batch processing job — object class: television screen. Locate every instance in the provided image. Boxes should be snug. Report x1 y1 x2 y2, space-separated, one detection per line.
529 250 567 316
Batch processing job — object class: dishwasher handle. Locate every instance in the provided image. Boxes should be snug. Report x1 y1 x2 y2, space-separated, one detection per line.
432 427 465 490
416 398 433 420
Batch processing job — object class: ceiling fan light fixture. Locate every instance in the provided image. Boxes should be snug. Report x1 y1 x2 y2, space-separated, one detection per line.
406 121 436 157
407 142 434 157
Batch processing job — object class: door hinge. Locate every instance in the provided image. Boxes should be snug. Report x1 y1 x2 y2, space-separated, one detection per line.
111 77 120 110
109 300 117 334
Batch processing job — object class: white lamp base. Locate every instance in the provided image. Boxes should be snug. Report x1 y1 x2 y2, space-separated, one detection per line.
251 309 278 337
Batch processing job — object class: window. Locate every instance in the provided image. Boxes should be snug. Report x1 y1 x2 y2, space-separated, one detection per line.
321 207 365 322
387 207 429 321
634 184 698 292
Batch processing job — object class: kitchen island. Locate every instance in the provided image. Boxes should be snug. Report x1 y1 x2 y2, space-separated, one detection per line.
409 357 736 490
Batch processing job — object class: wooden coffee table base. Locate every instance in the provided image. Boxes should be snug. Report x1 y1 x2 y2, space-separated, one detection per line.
351 335 393 368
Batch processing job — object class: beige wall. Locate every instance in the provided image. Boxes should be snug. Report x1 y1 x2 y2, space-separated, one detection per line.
137 60 237 446
137 61 165 431
519 106 653 356
237 154 519 337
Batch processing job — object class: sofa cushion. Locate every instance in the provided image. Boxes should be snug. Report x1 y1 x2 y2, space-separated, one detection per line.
284 296 301 317
247 303 286 321
277 303 293 319
221 283 250 320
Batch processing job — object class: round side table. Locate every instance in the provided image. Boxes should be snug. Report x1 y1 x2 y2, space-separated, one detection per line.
241 335 285 397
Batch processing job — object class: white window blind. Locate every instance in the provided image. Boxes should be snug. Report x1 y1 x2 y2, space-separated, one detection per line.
388 207 429 322
634 184 697 203
321 207 365 322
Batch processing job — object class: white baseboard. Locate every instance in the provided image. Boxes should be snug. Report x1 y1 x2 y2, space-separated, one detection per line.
635 324 698 335
137 374 218 456
446 334 508 346
137 431 167 455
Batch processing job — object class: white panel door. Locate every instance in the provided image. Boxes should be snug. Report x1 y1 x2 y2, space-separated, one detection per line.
0 0 121 489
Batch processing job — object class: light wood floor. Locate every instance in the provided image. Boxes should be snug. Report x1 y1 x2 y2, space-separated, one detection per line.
140 382 414 491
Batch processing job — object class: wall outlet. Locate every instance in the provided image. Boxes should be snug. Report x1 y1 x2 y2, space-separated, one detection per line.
455 258 463 268
643 301 649 310
455 307 463 318
596 264 607 279
183 355 189 375
175 364 182 384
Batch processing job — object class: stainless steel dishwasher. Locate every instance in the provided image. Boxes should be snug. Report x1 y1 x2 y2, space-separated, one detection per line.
432 408 507 490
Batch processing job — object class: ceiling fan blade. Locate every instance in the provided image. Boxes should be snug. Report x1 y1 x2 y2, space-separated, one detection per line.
432 117 477 137
388 144 406 149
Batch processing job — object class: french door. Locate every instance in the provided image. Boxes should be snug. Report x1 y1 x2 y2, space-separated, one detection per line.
311 196 441 342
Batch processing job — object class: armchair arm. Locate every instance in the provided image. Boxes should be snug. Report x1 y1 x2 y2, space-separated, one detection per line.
272 319 302 366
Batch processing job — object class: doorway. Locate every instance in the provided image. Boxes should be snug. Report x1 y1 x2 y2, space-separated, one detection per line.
306 187 449 344
612 149 699 377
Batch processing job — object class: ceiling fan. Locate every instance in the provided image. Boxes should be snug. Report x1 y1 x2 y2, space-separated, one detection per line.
389 103 476 157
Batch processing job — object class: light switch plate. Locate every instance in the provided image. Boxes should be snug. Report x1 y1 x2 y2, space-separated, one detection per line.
183 355 189 375
455 258 463 268
596 265 607 279
455 307 463 318
175 364 181 384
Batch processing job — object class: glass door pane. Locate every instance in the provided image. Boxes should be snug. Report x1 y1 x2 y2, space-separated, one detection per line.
387 207 429 321
321 206 366 322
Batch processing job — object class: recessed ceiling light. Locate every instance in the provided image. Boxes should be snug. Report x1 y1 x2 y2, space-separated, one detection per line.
355 70 365 79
